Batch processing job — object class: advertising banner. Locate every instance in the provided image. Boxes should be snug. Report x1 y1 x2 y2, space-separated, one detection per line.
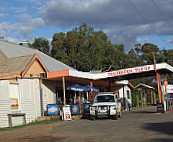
84 103 91 113
71 104 80 115
63 106 71 121
10 98 19 110
47 104 59 115
157 103 164 113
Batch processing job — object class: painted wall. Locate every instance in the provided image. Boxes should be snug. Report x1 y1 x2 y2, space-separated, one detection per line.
0 79 41 128
162 84 173 94
0 80 11 128
42 80 56 112
18 79 41 123
0 79 58 128
118 85 132 110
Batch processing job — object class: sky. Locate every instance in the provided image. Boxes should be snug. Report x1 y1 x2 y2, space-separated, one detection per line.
0 0 173 52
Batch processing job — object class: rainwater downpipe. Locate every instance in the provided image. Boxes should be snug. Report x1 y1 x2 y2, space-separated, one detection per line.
39 78 44 116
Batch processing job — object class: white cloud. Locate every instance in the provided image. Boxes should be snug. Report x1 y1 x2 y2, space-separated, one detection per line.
0 13 45 40
15 7 27 13
144 38 148 42
167 39 173 44
6 37 20 44
39 0 173 51
0 13 5 18
136 38 141 43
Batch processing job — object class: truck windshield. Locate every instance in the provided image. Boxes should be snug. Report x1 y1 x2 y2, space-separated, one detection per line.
94 95 115 103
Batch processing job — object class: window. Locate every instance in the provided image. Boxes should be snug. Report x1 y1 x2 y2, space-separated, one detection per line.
94 95 115 103
127 90 130 99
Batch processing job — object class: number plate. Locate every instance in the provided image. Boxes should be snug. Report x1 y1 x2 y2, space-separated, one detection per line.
99 110 107 113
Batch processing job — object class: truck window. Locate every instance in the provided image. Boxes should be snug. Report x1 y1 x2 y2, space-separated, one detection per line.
94 95 115 103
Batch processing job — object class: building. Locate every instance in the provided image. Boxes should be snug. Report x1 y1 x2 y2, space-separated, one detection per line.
136 83 156 106
117 81 134 110
0 40 132 128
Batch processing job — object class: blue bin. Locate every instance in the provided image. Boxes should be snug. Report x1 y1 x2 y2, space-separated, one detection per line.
84 103 91 113
71 104 80 115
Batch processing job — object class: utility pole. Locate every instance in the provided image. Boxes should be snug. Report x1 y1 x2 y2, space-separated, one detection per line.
152 52 164 113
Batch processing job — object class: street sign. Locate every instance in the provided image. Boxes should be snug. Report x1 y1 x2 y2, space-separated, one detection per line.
157 103 164 113
164 81 168 86
63 106 71 121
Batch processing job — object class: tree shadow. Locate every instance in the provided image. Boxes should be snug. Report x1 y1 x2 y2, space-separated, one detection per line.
131 110 158 114
145 138 173 142
143 122 173 136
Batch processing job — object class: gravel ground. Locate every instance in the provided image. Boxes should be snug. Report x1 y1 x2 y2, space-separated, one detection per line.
0 105 173 142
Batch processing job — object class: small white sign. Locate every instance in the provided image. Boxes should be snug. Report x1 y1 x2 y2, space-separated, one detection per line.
63 106 71 121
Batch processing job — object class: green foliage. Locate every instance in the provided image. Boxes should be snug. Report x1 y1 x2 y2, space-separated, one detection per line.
31 37 50 54
30 24 173 85
131 88 137 108
51 23 126 71
131 88 146 108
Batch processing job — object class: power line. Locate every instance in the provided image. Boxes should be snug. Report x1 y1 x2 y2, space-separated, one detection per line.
152 0 172 28
129 0 172 49
129 0 148 24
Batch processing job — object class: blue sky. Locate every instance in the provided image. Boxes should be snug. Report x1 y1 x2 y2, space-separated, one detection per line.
0 0 173 52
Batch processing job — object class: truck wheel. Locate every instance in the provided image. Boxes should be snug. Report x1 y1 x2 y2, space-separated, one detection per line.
113 114 118 120
90 115 95 120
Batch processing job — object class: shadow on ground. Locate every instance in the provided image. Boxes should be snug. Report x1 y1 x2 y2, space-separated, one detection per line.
143 122 173 136
145 138 173 142
131 110 158 114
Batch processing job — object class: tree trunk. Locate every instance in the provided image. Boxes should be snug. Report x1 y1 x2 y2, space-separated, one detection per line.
136 94 139 108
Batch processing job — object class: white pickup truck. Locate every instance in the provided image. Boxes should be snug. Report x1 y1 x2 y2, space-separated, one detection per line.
90 92 121 120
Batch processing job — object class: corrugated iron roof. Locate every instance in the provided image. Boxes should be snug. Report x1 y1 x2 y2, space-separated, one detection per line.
136 83 155 89
0 54 34 74
0 40 76 72
0 50 7 61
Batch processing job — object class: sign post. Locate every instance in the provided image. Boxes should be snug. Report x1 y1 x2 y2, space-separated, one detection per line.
63 106 71 121
153 53 164 113
164 76 169 111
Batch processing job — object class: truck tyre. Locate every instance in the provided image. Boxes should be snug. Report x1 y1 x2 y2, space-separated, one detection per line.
113 114 118 120
90 115 95 120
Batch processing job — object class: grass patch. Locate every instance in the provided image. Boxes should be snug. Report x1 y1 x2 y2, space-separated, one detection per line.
0 116 60 132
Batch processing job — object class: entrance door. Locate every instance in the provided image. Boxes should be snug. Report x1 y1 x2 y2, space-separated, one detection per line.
9 83 20 112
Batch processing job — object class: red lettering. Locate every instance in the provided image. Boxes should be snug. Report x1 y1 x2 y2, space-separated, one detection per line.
112 72 116 76
135 68 138 72
108 73 112 76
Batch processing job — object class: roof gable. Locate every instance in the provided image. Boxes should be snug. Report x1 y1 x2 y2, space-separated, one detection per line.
0 40 76 72
0 54 34 75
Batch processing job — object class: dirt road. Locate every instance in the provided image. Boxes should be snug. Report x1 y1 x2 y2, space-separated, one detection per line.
0 106 173 142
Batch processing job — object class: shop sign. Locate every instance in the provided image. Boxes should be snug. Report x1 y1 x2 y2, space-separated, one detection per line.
157 103 164 113
107 66 151 77
71 104 80 115
47 104 59 115
167 86 173 93
164 81 168 86
84 103 91 113
10 98 19 110
63 106 71 121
